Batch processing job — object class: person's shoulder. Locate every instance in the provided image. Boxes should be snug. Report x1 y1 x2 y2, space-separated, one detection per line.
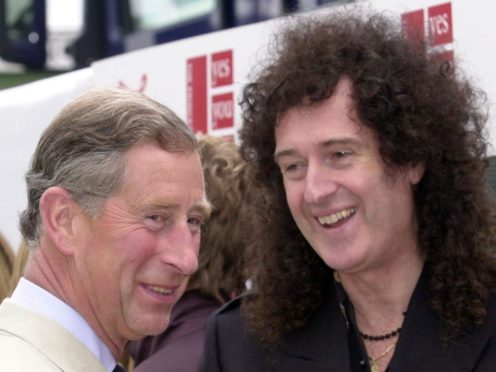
206 292 255 335
488 290 496 317
213 291 253 317
0 331 59 369
472 290 496 370
481 290 496 338
210 293 243 322
200 291 272 372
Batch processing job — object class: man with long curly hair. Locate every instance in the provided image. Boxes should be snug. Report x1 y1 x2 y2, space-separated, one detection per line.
199 9 496 372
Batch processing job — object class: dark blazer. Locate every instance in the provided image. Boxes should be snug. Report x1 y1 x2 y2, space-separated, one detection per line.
198 274 496 372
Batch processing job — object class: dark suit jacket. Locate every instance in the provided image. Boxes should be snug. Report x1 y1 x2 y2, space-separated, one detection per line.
198 274 496 372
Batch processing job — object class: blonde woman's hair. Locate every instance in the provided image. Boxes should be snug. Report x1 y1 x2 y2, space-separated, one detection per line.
0 233 14 301
191 136 264 303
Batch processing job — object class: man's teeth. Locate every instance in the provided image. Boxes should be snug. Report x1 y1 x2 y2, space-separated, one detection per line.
318 208 356 226
150 286 173 295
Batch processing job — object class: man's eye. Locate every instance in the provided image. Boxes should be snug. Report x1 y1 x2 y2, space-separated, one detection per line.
147 215 162 222
187 216 204 227
145 214 166 228
323 150 354 169
284 163 300 172
282 161 307 174
333 151 351 158
278 161 307 180
187 216 205 234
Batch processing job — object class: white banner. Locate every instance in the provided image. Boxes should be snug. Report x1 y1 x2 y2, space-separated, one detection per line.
0 68 93 251
1 0 495 250
91 0 496 153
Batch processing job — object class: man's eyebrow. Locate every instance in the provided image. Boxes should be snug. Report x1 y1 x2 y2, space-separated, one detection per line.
135 200 212 217
192 200 213 219
320 137 363 148
274 138 363 162
273 149 298 163
135 201 172 213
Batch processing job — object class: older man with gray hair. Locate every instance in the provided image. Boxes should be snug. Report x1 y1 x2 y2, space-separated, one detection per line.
0 88 211 371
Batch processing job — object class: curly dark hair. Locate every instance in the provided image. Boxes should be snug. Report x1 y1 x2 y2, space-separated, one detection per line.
239 10 496 344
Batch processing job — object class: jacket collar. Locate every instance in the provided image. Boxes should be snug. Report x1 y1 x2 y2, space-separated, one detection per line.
0 299 107 372
276 283 352 371
389 271 494 371
271 269 495 372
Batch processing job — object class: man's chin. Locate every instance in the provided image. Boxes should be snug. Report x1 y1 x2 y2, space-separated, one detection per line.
129 317 171 339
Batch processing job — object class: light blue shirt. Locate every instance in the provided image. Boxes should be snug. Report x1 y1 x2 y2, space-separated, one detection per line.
11 278 117 372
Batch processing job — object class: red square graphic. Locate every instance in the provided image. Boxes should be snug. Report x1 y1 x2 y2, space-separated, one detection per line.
401 9 425 44
187 55 207 134
431 49 455 71
211 50 233 88
211 92 234 129
428 3 453 46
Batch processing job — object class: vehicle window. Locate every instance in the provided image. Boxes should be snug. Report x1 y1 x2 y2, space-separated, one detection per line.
129 0 216 30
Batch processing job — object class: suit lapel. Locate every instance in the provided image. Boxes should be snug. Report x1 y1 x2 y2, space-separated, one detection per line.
276 287 352 371
0 299 106 372
389 274 494 372
263 271 494 372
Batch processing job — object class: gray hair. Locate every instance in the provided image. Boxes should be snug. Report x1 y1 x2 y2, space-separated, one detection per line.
20 87 197 247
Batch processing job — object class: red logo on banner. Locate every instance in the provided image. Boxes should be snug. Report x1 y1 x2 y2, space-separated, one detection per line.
401 2 455 67
428 3 453 46
186 50 236 135
187 56 207 134
118 74 148 93
211 50 233 88
401 9 425 44
212 92 234 129
431 50 454 66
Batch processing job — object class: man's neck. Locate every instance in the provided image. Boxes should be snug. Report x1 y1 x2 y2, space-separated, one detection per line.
337 252 424 331
25 245 125 361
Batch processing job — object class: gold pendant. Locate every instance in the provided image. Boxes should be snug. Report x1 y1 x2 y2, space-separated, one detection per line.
369 358 379 372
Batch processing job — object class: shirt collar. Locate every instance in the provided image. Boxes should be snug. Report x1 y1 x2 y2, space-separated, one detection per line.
11 278 116 372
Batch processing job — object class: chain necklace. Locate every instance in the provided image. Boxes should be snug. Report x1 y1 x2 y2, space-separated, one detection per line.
368 342 396 372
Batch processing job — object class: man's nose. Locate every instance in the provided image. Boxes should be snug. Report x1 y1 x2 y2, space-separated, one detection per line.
157 224 199 275
303 162 338 205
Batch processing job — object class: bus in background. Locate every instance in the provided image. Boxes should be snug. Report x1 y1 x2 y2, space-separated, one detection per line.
0 0 346 72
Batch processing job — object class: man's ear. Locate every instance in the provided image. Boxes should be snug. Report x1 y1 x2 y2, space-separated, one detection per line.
408 163 425 185
39 186 79 256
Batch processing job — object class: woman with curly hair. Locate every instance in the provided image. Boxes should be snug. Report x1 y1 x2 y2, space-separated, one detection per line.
199 9 496 372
